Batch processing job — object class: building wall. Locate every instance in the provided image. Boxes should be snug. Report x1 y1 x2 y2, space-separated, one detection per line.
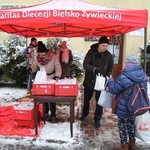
0 0 149 58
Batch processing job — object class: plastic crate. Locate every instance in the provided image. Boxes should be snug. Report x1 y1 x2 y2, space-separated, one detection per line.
0 106 13 113
13 108 34 120
14 119 35 129
0 114 12 122
0 106 13 116
55 84 78 96
32 84 55 95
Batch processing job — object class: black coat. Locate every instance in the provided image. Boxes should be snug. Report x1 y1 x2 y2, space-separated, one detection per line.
83 47 113 90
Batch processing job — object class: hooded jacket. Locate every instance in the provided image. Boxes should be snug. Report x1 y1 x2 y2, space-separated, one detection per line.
108 65 148 118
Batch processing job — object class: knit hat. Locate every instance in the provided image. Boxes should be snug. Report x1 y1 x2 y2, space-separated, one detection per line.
99 36 109 44
61 41 67 47
124 54 140 68
37 41 47 53
31 37 37 43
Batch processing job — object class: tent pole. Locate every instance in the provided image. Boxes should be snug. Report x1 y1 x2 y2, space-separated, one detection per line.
112 36 115 78
144 28 147 73
25 36 28 47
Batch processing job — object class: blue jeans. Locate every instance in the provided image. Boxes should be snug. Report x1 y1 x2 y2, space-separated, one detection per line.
27 72 36 89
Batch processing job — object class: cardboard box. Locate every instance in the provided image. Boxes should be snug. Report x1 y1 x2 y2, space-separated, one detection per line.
32 84 55 95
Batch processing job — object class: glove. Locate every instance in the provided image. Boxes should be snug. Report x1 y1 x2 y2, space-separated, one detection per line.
53 76 59 80
94 68 100 75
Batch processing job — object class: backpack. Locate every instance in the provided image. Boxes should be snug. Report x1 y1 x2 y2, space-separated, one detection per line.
127 83 150 116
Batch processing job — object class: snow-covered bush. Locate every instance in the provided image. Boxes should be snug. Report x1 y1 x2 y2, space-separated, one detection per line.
0 35 27 86
46 37 62 53
0 36 84 85
71 50 84 81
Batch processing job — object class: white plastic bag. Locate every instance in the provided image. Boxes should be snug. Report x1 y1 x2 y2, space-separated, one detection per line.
98 90 115 108
135 111 150 144
34 68 47 83
94 73 105 91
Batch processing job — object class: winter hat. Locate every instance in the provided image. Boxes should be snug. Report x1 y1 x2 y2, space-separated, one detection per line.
37 41 47 53
61 41 67 47
99 36 109 44
124 54 140 68
31 37 37 43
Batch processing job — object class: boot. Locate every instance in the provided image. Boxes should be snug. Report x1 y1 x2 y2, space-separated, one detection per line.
113 144 128 150
128 139 136 150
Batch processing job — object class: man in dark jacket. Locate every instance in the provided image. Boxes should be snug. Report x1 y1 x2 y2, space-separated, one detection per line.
79 36 113 128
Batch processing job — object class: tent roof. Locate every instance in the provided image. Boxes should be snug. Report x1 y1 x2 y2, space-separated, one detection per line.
0 0 148 37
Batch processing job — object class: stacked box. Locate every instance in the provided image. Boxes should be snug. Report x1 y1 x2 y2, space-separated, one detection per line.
0 106 13 126
32 84 55 95
13 102 35 129
32 79 78 96
55 84 78 96
14 119 35 129
55 78 78 96
13 108 34 120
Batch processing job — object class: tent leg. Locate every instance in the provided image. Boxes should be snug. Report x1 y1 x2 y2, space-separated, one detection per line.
144 28 147 73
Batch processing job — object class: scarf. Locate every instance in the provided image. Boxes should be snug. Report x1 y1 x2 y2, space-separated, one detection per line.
37 51 53 65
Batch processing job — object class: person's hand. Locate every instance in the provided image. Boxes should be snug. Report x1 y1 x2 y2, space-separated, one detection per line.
106 76 110 81
94 68 100 75
53 76 59 81
106 75 112 81
105 87 109 92
109 75 112 78
25 53 31 58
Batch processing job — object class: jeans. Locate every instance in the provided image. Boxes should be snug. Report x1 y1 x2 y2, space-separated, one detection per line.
27 72 36 89
82 87 103 121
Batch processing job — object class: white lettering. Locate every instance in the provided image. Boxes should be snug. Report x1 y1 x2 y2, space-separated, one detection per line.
82 11 122 21
22 10 50 18
22 11 27 17
0 9 122 21
0 12 20 19
53 10 79 17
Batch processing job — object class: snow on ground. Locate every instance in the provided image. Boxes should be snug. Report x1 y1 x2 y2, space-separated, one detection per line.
0 87 26 104
0 83 150 149
0 86 82 148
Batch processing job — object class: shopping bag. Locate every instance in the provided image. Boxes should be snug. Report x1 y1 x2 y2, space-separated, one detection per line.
94 73 105 91
98 90 115 108
135 111 150 144
34 68 47 83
